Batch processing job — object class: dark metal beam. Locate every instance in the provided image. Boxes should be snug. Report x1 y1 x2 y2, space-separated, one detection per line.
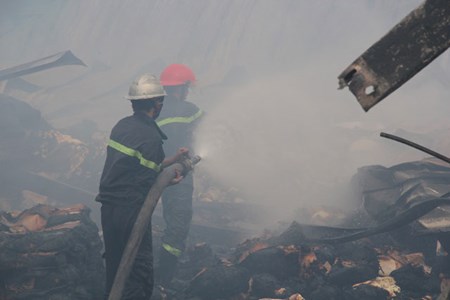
338 0 450 111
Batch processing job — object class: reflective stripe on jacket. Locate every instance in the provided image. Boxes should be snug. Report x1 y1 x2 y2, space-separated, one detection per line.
107 139 161 172
95 111 166 206
156 99 203 155
162 243 182 257
157 109 203 127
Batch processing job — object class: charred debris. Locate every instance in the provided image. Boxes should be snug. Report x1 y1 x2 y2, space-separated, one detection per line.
2 2 450 295
0 204 104 299
3 151 450 300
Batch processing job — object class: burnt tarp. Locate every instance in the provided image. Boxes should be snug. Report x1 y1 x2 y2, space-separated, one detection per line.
0 50 86 82
353 157 450 229
351 157 450 258
0 204 104 300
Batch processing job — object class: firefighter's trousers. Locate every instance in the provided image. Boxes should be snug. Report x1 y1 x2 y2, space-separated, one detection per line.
101 203 154 300
161 174 193 257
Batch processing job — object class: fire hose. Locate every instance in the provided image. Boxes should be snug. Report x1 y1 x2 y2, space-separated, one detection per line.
380 132 450 165
108 155 201 300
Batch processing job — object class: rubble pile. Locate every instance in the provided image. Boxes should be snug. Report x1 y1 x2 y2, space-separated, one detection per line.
0 204 104 300
151 158 450 300
161 223 444 300
0 94 106 214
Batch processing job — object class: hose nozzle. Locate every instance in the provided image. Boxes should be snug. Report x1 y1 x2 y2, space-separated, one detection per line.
191 155 201 165
181 154 201 175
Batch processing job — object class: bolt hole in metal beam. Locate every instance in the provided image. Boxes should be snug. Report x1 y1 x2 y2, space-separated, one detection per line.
365 85 375 95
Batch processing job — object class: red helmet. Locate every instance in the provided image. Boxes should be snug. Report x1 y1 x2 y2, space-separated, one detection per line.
160 64 196 86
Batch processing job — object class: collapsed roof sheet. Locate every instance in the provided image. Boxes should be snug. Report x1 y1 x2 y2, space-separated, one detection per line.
0 50 86 81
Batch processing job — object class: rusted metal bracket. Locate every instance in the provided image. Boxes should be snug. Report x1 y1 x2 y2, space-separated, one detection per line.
338 0 450 111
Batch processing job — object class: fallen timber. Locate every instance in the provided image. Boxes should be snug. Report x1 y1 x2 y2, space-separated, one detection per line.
0 204 104 300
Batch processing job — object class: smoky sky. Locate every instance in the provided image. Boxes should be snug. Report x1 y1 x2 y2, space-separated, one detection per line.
1 0 449 225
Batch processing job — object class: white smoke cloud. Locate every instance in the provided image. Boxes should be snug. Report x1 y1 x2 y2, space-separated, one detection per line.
3 0 449 228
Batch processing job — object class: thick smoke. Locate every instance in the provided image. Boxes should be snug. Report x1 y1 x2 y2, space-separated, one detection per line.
193 52 450 224
2 0 449 227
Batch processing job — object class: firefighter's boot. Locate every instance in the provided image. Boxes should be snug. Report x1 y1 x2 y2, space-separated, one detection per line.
156 248 179 288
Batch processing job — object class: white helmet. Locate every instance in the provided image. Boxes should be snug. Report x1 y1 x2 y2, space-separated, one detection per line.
126 73 166 100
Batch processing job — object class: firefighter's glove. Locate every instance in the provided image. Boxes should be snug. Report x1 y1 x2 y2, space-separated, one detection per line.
169 168 184 186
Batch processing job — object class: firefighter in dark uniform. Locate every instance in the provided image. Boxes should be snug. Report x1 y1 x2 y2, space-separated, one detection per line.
95 74 188 300
156 64 203 287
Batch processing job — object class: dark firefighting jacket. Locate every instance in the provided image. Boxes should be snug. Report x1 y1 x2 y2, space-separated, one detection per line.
156 98 203 157
95 111 166 206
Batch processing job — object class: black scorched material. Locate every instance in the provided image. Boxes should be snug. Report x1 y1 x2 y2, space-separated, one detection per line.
0 204 104 300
